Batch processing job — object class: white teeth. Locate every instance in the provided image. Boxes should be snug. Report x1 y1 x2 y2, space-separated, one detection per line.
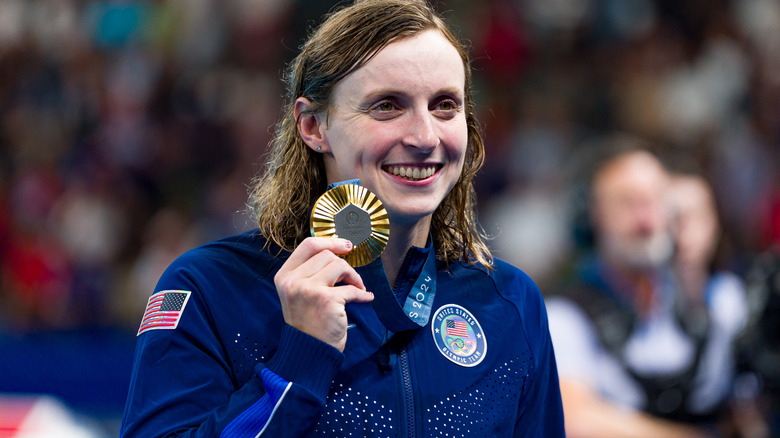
386 166 436 180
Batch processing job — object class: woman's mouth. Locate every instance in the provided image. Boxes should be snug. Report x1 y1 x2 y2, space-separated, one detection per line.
383 165 438 181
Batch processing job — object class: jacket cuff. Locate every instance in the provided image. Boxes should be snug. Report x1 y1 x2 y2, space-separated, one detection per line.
264 324 344 399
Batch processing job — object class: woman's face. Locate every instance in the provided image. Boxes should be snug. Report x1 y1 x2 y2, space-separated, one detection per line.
668 176 719 268
317 30 468 227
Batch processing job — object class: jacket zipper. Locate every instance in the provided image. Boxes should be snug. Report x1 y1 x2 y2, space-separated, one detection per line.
400 346 415 437
393 245 421 436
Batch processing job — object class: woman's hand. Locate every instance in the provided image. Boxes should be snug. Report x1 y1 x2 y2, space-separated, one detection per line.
274 237 374 352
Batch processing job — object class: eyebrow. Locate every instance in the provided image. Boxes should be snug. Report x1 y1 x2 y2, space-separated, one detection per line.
359 86 465 105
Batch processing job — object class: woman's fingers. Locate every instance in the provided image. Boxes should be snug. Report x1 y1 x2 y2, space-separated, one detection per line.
280 237 353 274
286 247 366 290
333 284 374 304
274 236 372 351
314 256 366 290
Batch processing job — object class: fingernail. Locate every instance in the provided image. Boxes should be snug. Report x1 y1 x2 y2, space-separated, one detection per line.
344 239 352 249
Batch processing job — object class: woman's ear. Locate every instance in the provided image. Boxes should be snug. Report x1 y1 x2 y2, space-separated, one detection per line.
294 97 328 153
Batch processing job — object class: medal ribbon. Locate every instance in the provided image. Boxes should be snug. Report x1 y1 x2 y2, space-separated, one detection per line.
327 178 360 190
358 241 438 332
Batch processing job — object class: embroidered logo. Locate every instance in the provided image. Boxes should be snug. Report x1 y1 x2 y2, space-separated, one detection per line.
431 304 486 367
137 290 191 336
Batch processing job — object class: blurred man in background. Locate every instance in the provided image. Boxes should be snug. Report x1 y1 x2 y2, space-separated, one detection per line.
546 136 748 437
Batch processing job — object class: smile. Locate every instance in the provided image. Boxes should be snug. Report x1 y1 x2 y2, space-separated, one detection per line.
383 165 438 181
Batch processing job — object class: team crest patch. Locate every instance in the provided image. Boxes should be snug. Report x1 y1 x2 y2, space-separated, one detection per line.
431 304 486 367
137 290 191 336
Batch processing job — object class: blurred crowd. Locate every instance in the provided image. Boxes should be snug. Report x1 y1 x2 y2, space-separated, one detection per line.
0 0 779 435
475 0 780 286
0 0 326 331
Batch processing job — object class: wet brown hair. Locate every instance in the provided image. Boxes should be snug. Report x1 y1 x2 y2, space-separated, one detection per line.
248 0 492 267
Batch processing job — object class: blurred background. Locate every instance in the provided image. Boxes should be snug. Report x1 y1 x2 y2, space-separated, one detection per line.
0 0 778 436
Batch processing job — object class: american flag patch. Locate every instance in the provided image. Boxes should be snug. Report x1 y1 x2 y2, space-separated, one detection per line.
446 319 469 337
137 290 191 336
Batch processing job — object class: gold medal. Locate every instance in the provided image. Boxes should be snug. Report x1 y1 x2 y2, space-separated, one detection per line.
310 184 390 267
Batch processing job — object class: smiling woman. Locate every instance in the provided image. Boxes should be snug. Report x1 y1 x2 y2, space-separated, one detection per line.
121 1 565 437
250 1 488 267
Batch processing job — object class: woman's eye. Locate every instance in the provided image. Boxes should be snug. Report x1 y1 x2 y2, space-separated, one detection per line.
376 101 395 112
433 99 460 118
368 100 401 120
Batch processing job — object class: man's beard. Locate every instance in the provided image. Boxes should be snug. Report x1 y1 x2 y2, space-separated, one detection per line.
601 230 674 271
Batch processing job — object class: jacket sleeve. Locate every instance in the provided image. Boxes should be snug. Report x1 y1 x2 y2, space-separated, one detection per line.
498 264 566 437
120 255 343 437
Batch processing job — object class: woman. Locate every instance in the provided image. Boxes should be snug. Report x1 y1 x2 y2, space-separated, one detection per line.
121 1 564 436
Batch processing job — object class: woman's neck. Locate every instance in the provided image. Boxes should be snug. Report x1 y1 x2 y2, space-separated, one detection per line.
380 218 431 288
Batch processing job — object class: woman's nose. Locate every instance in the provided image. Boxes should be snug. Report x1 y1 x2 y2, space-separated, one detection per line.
402 110 439 153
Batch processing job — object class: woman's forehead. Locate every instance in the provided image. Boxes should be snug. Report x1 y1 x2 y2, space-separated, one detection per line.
332 30 465 100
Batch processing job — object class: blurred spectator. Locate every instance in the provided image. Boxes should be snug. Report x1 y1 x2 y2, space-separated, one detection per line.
667 172 766 437
546 137 747 437
739 248 780 438
736 174 780 438
666 174 730 302
1 224 73 330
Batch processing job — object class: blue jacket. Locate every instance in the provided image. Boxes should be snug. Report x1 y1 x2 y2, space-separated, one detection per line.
121 230 565 437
